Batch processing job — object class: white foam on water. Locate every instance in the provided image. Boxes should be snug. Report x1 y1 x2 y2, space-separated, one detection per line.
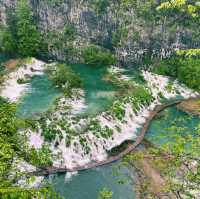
29 130 44 149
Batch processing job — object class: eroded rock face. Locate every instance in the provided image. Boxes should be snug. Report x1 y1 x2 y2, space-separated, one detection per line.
0 0 199 66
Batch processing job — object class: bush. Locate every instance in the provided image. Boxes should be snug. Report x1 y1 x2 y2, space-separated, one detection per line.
152 57 180 77
90 0 110 14
178 59 200 90
50 64 82 92
153 58 200 91
0 64 5 72
17 77 30 84
82 45 116 66
26 145 52 167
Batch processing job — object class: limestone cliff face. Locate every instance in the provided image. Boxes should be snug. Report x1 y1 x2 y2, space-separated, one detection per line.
0 0 199 66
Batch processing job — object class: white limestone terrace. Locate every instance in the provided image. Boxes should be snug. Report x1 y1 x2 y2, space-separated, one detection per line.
0 58 46 102
27 67 199 170
10 160 44 189
142 71 199 101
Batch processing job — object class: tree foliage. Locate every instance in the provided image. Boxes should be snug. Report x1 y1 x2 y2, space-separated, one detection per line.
0 99 58 198
16 0 42 57
0 0 42 57
153 57 200 91
123 113 200 198
82 45 116 66
97 188 113 199
50 64 82 95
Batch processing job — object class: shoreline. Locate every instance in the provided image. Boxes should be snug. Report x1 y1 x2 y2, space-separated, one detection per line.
29 97 199 176
177 98 200 117
0 58 46 102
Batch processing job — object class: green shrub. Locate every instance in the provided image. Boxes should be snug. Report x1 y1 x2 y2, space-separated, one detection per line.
17 77 30 84
63 24 76 41
112 28 128 47
26 145 53 167
82 45 116 66
110 101 125 120
41 127 57 142
89 0 110 14
50 64 82 92
152 57 180 77
153 58 200 91
177 58 200 90
0 64 5 72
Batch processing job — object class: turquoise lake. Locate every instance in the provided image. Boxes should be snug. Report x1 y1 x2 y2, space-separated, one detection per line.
146 106 199 145
17 64 117 118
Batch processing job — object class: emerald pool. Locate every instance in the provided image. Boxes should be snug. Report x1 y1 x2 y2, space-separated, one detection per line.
17 64 117 118
70 64 116 116
146 107 199 146
17 75 60 118
48 162 135 199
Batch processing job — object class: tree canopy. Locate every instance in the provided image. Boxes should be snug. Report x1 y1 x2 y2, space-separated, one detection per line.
0 0 42 57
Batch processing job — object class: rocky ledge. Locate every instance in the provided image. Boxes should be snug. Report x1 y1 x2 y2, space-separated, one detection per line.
177 99 200 116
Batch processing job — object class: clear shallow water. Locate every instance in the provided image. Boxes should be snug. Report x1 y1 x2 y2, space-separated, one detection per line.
48 163 135 199
17 75 60 118
146 107 199 145
70 64 117 116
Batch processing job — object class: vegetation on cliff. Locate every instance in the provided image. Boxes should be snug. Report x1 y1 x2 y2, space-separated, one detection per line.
82 45 116 66
153 57 200 91
0 0 42 57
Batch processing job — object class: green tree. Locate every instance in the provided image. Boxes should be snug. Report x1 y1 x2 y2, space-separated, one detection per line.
50 64 82 95
82 45 116 66
16 0 42 57
0 25 16 55
89 0 110 14
0 99 60 198
123 117 200 198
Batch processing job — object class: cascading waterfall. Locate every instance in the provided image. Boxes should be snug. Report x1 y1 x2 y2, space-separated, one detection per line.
27 64 199 170
1 58 198 171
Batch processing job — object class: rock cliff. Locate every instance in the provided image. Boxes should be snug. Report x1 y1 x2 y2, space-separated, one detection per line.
0 0 199 66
